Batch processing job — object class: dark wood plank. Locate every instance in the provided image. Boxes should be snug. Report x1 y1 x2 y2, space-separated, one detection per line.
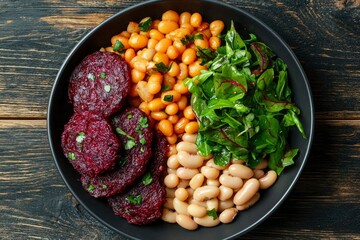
0 119 359 239
0 0 359 119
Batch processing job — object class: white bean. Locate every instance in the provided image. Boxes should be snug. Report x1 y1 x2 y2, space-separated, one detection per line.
167 154 180 169
194 215 220 227
233 178 260 205
182 133 197 143
254 159 268 170
228 164 254 179
176 214 198 230
206 179 220 187
164 197 174 210
201 166 219 179
219 174 243 189
164 173 179 188
162 208 177 223
177 179 190 188
205 158 228 170
253 169 265 179
259 170 277 189
189 173 204 189
175 188 189 201
176 141 197 154
218 185 234 201
236 192 260 211
177 167 199 180
218 199 234 212
219 208 238 224
177 150 204 169
206 198 219 211
193 186 220 201
166 188 175 198
188 204 207 218
173 198 189 215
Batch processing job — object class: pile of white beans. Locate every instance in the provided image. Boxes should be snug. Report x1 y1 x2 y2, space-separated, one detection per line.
162 133 278 230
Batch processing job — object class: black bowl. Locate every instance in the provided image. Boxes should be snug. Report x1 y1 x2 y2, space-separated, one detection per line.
47 0 314 239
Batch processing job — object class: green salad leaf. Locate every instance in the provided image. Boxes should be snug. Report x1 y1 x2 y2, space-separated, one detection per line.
185 21 306 174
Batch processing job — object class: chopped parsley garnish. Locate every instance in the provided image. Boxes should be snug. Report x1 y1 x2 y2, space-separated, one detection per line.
140 147 145 153
142 172 153 186
163 94 173 102
100 72 106 79
113 39 124 52
126 195 142 205
206 208 218 220
104 85 111 92
102 184 107 190
161 85 171 92
139 137 146 145
153 62 172 73
76 132 85 143
139 17 152 32
120 157 128 167
127 114 133 119
87 185 95 191
139 117 149 128
68 152 76 161
181 34 203 45
116 128 135 140
87 73 95 81
135 126 143 135
125 139 136 150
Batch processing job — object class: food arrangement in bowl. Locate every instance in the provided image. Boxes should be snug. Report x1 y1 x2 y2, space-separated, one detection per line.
48 0 314 239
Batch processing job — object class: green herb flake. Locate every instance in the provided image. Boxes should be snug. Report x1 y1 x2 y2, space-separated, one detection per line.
76 132 85 143
206 208 218 220
104 85 111 92
161 85 171 92
153 62 172 73
142 172 153 186
100 72 106 79
181 34 203 45
140 147 145 153
116 128 135 140
87 185 95 191
87 73 95 81
120 157 128 167
113 39 124 52
68 152 76 161
163 94 173 102
125 139 136 150
126 195 142 205
135 127 143 135
139 137 146 145
127 114 133 119
102 184 107 190
139 117 149 129
139 17 152 32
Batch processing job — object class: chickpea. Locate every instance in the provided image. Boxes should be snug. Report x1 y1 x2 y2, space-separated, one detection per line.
179 12 191 25
174 117 190 134
153 52 169 65
138 102 150 115
128 33 148 50
173 39 186 54
148 98 166 112
194 37 209 49
155 38 173 53
188 60 207 77
182 48 197 65
174 80 189 94
167 134 178 145
210 20 225 36
185 121 199 134
149 29 164 41
177 63 189 81
131 68 145 83
190 12 202 28
158 20 179 34
177 95 188 110
163 73 176 89
147 81 162 95
166 45 180 60
162 10 180 22
161 90 181 104
167 62 180 77
183 105 195 120
168 115 179 124
147 38 159 49
110 35 130 49
124 48 136 63
165 103 179 115
158 119 174 137
127 21 140 33
209 36 221 50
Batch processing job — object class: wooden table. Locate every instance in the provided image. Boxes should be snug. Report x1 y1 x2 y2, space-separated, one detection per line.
1 0 359 239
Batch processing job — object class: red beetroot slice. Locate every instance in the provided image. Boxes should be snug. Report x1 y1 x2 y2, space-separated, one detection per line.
107 131 168 225
81 107 153 198
68 51 130 117
61 111 119 177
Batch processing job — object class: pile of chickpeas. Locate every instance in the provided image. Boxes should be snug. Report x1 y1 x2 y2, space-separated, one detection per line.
102 10 278 230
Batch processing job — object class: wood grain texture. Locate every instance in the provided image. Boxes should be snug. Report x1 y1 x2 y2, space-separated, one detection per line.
0 0 359 239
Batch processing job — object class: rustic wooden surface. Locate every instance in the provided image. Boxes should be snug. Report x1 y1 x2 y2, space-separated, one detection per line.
0 0 359 239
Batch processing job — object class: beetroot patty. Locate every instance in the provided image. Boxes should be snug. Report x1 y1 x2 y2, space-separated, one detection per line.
81 108 153 198
108 131 168 225
68 51 130 117
61 111 119 177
